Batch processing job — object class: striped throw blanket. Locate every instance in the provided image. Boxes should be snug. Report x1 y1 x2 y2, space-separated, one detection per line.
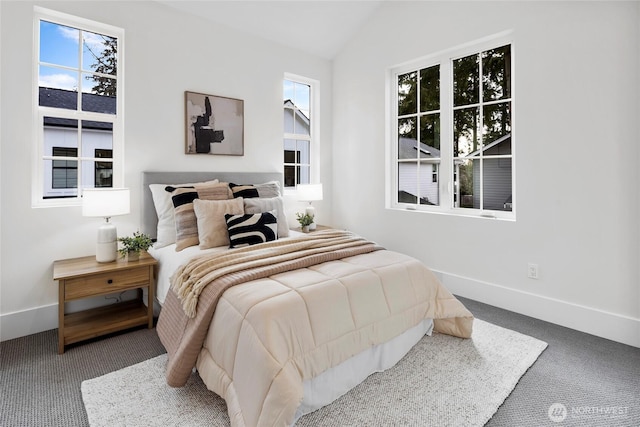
157 230 383 387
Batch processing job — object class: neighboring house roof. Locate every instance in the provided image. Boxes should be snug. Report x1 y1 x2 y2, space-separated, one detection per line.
465 133 511 157
284 99 310 126
398 137 440 159
39 87 115 130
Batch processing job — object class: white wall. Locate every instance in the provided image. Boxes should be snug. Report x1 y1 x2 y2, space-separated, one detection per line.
332 1 640 346
2 1 638 347
0 0 333 340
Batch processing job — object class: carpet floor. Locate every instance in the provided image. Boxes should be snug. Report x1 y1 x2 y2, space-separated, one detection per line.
1 296 638 426
80 320 546 426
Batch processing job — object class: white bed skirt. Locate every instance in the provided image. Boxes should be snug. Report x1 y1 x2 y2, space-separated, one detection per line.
293 318 434 424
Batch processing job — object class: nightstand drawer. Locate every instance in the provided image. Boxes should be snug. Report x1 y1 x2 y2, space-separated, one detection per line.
65 267 150 300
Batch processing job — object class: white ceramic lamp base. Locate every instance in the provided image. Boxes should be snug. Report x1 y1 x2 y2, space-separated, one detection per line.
96 220 117 263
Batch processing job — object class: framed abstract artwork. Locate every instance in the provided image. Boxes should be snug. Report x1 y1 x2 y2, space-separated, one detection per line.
185 91 244 155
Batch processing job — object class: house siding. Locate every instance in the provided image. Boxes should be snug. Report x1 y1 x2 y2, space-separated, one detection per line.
398 162 439 205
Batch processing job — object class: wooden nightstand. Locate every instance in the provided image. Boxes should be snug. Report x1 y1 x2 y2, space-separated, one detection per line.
53 252 158 354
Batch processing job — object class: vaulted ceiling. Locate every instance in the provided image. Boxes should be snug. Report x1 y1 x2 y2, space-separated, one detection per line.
158 1 385 59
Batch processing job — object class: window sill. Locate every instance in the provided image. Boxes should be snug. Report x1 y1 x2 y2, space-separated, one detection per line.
32 198 82 209
388 205 515 221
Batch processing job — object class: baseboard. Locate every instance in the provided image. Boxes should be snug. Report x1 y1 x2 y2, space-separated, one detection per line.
433 269 640 348
3 273 638 348
1 291 146 342
0 303 58 342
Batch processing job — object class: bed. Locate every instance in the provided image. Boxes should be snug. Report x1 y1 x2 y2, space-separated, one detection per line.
142 171 474 427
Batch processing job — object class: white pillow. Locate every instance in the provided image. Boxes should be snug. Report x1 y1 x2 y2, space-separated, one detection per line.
149 179 218 248
193 198 245 249
243 196 289 238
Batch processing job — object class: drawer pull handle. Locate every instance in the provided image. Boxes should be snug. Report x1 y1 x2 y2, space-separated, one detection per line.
107 279 113 284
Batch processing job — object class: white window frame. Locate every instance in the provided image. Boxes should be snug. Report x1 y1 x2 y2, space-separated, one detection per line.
283 73 320 195
32 7 124 208
386 31 515 220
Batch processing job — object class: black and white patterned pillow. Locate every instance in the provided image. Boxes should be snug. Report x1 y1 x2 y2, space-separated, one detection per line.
225 211 278 248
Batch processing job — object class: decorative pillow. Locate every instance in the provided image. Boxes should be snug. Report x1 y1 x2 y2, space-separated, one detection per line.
225 211 278 248
191 181 233 200
149 179 218 248
229 181 281 199
193 198 245 249
172 182 233 251
243 196 289 238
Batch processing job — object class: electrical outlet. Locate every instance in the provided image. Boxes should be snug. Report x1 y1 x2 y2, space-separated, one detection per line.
527 263 539 279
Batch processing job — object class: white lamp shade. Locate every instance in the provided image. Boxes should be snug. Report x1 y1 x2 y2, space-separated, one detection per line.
297 183 323 202
82 188 130 218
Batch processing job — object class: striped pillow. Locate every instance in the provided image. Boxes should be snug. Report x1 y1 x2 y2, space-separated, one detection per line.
225 211 278 248
229 181 280 199
171 182 233 251
149 179 218 248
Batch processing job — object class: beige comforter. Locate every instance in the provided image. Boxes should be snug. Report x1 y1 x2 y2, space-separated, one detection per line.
157 230 473 427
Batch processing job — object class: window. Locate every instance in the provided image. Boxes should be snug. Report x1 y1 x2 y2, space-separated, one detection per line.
389 34 514 219
453 45 512 212
52 147 77 190
95 149 113 188
396 65 441 206
283 74 319 189
34 7 124 206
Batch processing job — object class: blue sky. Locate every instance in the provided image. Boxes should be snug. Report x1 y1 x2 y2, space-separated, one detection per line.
39 20 114 92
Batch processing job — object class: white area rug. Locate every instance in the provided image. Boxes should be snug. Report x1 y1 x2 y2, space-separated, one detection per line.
82 319 547 426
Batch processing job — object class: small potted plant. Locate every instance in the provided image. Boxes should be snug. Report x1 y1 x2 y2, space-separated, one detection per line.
295 212 314 233
117 231 153 261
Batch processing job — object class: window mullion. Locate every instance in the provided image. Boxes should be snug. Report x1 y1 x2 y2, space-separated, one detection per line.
483 98 511 107
452 102 481 111
416 69 421 207
284 133 311 141
77 29 83 115
37 106 116 122
39 62 77 73
76 118 83 197
478 52 484 211
441 59 454 209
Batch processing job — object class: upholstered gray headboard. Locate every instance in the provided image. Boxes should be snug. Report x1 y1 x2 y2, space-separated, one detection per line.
141 171 283 239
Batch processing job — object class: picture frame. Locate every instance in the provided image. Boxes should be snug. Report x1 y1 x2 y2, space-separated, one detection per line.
185 91 244 155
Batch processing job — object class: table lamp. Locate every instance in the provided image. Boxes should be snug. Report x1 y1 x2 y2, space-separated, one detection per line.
82 188 130 263
297 183 323 231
